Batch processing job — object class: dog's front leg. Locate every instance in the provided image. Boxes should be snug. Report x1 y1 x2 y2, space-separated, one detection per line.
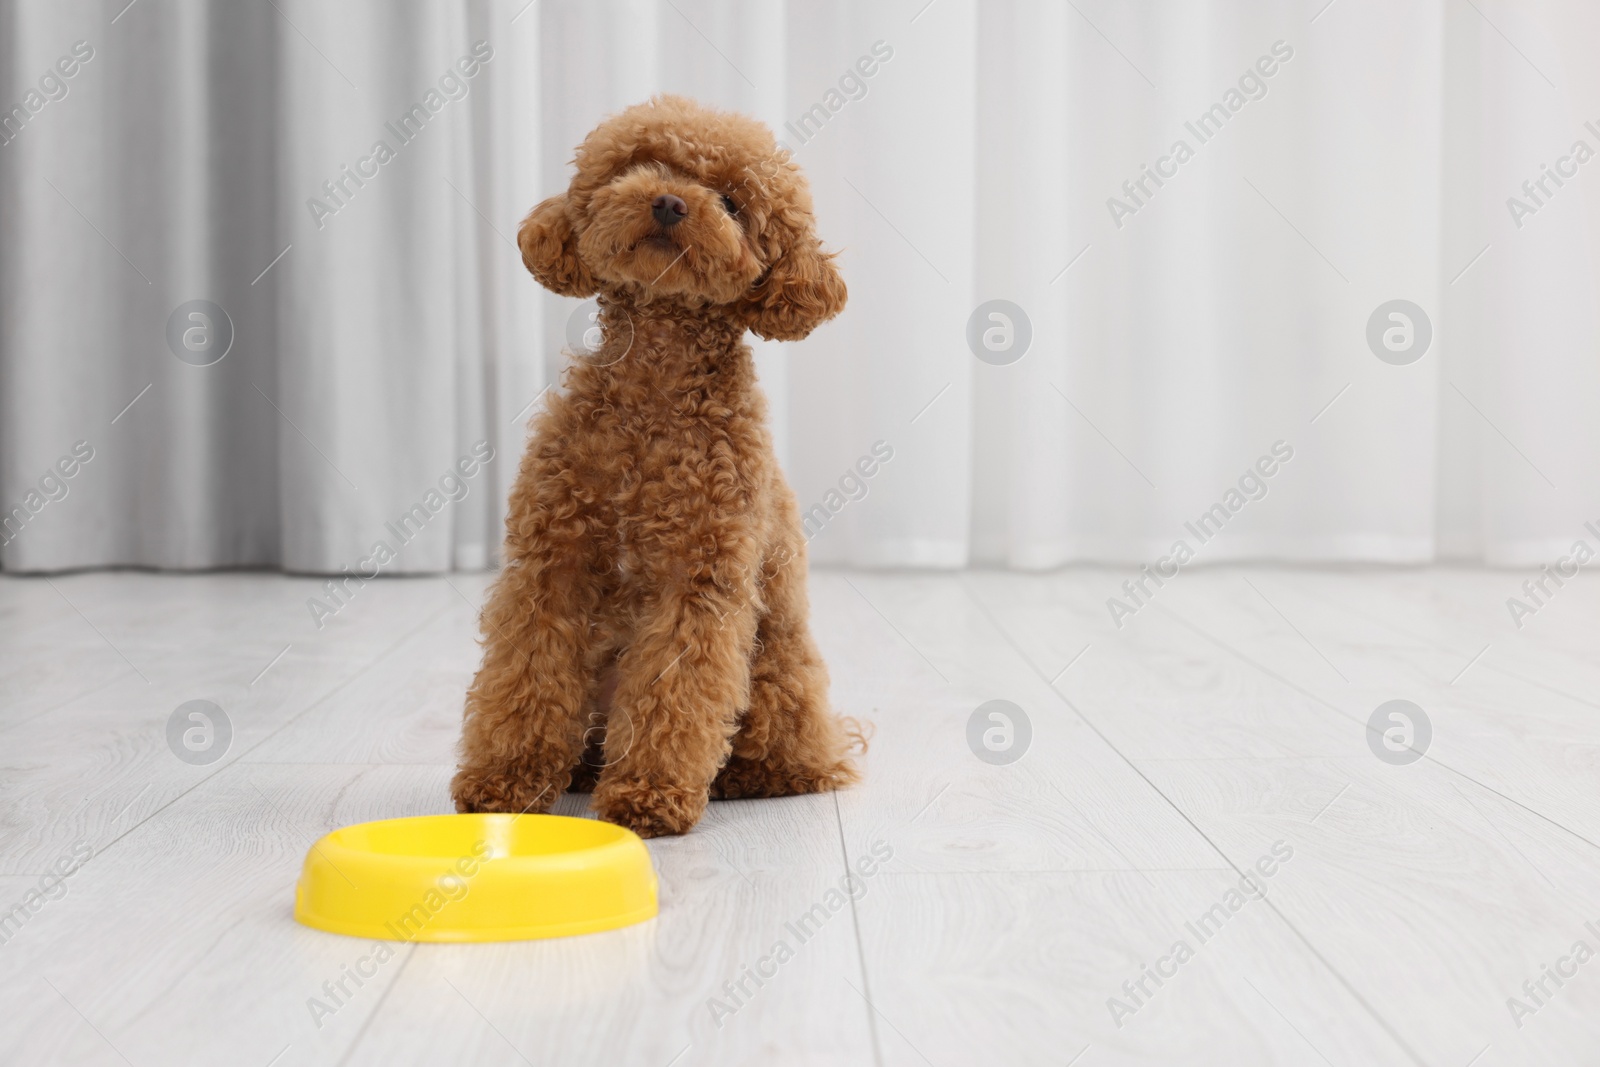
450 536 599 817
591 578 757 837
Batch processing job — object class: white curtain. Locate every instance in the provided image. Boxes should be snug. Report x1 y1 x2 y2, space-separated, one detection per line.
0 0 537 573
3 0 1597 574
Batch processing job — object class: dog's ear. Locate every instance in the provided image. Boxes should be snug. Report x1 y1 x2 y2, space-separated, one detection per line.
517 194 596 298
742 236 847 342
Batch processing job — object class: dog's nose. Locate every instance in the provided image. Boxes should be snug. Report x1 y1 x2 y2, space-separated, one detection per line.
651 194 688 228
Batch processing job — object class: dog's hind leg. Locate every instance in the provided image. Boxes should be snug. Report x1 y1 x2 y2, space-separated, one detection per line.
713 537 863 801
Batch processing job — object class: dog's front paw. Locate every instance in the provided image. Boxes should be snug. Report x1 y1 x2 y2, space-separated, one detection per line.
450 766 564 816
592 778 707 838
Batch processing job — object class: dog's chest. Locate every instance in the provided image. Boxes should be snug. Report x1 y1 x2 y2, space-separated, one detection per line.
580 345 752 497
551 325 765 578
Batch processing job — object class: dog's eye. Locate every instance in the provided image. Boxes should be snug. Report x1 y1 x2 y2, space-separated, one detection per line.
720 193 739 216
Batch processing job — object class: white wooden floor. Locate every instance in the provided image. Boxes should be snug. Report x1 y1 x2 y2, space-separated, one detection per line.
2 566 1598 1066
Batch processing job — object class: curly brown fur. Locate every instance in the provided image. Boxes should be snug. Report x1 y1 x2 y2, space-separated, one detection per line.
451 95 863 837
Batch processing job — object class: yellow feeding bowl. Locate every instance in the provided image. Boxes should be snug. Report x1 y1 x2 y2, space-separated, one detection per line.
294 813 658 942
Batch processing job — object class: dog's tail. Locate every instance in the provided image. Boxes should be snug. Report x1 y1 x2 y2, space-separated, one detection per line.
838 715 873 756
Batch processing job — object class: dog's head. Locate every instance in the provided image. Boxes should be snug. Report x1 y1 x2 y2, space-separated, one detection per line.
518 95 846 341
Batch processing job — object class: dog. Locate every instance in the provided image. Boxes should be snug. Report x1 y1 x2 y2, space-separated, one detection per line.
451 95 863 838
